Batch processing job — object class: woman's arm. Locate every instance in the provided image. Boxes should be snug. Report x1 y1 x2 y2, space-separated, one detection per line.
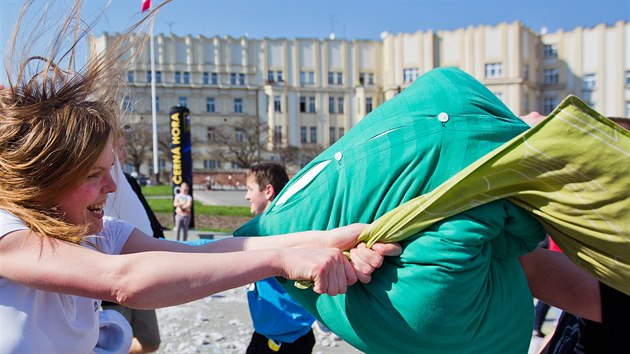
519 247 601 322
0 229 358 309
121 224 402 285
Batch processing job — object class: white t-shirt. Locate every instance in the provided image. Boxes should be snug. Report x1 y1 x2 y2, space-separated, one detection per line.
0 210 133 353
105 162 153 236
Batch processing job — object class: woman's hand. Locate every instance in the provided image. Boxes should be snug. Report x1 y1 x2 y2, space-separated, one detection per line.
322 223 403 284
279 247 357 295
349 242 403 283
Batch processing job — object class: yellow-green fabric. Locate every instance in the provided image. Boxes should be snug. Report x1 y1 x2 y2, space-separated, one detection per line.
235 67 546 353
360 95 630 296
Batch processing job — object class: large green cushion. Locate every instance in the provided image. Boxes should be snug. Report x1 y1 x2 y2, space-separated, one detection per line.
235 67 545 353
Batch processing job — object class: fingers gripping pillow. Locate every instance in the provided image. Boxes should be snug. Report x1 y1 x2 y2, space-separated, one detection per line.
235 67 545 353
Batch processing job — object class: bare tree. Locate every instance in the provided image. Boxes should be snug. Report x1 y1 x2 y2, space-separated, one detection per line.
123 120 152 174
298 144 324 168
275 145 300 168
215 116 267 169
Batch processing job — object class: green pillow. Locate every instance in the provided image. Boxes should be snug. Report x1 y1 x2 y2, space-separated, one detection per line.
235 67 545 353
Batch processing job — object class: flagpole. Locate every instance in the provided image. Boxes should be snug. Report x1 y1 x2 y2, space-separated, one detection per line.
149 3 159 184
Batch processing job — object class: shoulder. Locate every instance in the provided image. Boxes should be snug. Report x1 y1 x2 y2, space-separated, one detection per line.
93 217 135 255
0 209 28 238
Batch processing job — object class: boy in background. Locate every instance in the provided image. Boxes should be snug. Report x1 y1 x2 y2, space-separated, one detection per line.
244 163 316 354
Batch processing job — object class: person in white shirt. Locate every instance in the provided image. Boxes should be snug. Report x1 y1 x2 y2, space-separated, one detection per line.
0 2 401 353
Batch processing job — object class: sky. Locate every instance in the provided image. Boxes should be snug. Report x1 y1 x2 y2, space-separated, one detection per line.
0 0 628 81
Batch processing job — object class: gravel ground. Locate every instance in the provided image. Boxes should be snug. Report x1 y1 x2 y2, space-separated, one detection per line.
153 229 362 354
154 286 362 354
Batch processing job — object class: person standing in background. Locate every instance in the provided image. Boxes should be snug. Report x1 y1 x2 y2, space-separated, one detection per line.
244 163 317 354
102 133 162 354
173 182 192 241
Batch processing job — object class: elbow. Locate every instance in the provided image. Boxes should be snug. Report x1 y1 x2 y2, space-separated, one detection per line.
108 262 151 309
110 277 143 308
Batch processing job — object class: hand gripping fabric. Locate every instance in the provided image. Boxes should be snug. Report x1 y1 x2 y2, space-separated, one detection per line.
235 67 546 353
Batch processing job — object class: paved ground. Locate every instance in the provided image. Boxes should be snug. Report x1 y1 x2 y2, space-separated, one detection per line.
192 189 249 207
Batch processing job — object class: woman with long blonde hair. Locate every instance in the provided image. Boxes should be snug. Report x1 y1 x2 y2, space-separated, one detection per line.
0 2 401 352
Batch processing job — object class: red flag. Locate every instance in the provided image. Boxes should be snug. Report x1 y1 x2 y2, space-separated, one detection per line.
141 0 151 12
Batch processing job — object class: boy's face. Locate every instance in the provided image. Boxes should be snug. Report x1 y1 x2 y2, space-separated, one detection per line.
245 176 271 216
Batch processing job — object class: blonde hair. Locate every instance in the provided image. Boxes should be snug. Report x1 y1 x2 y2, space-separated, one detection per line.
0 1 162 244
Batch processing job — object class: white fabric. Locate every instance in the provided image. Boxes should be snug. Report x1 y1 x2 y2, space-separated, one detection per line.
94 309 133 354
105 162 153 236
0 210 134 353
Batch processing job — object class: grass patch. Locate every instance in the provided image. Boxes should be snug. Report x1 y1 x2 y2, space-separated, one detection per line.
141 185 173 197
147 198 250 217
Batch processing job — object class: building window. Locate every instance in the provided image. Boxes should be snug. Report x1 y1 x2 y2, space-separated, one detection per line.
211 72 218 85
146 71 151 83
328 72 342 85
274 95 282 112
544 68 559 84
155 71 162 83
543 44 558 58
300 126 307 144
485 63 503 78
203 160 221 170
127 71 134 83
203 72 209 85
338 127 345 139
329 97 335 113
155 96 160 112
583 73 596 91
230 73 237 85
329 127 337 144
206 97 215 113
523 65 529 80
359 72 374 85
178 96 187 107
403 68 420 83
626 71 630 87
175 71 182 84
268 70 283 83
234 98 243 113
235 128 244 142
366 97 373 114
543 96 557 115
310 126 317 144
300 71 314 85
122 96 131 111
207 127 216 142
274 125 282 144
308 97 316 113
183 72 190 84
300 97 306 113
337 97 344 114
238 73 245 85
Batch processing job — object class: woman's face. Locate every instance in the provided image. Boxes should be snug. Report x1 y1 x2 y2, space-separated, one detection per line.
57 139 117 235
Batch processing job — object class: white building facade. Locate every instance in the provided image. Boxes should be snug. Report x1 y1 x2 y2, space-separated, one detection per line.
93 20 630 176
